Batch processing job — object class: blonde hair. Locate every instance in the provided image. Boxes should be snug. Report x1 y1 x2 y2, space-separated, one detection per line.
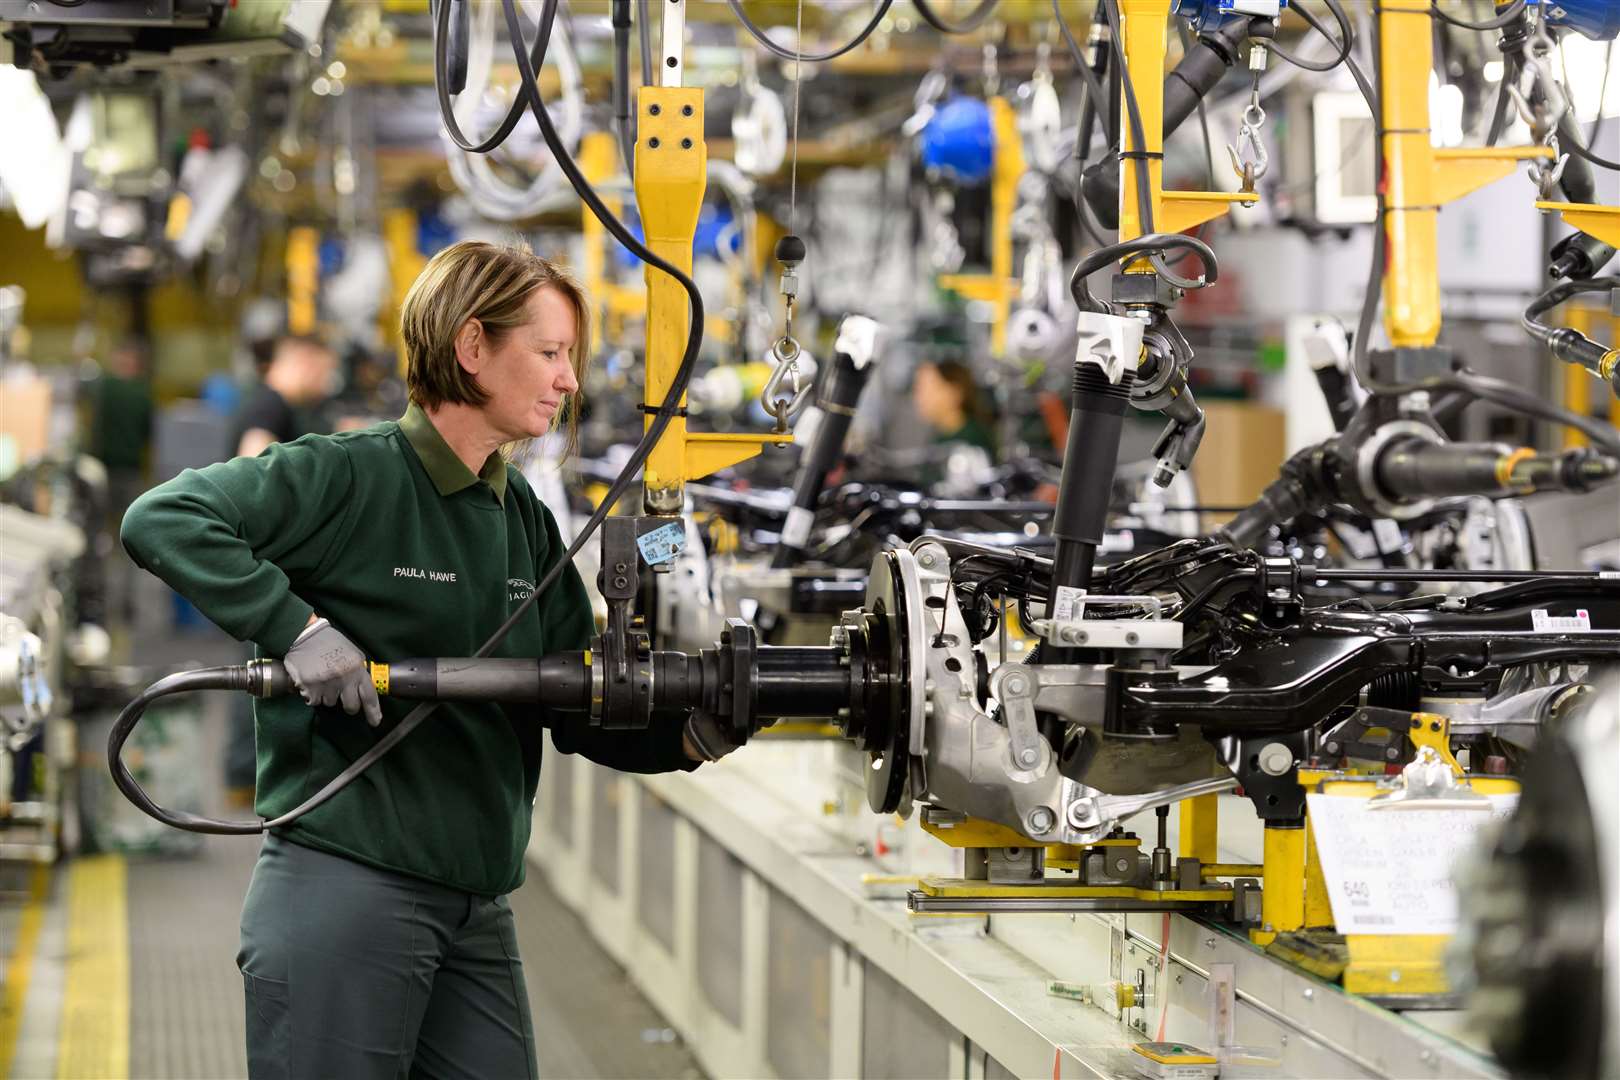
400 239 590 453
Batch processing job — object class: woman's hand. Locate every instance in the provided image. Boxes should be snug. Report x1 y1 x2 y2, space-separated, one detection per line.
682 711 740 762
283 617 385 726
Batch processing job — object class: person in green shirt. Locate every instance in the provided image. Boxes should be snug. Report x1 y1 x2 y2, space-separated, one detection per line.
913 359 996 456
912 359 997 488
121 240 721 1079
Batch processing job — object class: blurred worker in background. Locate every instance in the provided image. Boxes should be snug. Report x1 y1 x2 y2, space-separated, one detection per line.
913 359 996 455
89 338 154 517
228 333 337 459
88 339 154 622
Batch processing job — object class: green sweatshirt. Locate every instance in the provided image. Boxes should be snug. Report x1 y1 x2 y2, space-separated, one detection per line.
121 405 695 895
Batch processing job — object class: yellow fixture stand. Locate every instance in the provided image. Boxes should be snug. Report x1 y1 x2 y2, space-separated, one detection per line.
633 85 788 511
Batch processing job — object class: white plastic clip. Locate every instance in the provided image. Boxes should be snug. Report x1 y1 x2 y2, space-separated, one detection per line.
1074 311 1145 385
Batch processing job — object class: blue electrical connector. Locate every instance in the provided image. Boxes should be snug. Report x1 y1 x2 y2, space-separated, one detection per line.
1172 0 1286 35
1531 0 1620 41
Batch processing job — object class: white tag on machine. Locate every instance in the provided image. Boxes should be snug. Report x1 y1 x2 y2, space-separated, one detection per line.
1052 585 1086 623
1530 608 1591 632
1306 792 1518 935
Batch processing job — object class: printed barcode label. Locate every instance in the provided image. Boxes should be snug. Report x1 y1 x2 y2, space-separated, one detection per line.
636 521 687 566
1531 608 1591 632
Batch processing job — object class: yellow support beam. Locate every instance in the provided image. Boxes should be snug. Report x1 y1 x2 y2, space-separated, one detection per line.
1254 824 1306 947
1178 792 1219 863
1537 201 1620 248
1431 146 1553 205
578 131 621 350
1159 190 1258 234
1378 1 1442 347
988 95 1023 356
381 208 425 369
921 814 1044 849
286 226 320 336
1118 0 1171 260
1114 0 1252 274
634 86 785 511
1376 6 1556 347
1303 820 1335 929
937 96 1024 357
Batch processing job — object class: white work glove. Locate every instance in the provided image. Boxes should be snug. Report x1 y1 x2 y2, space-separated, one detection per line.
683 711 742 762
283 617 384 727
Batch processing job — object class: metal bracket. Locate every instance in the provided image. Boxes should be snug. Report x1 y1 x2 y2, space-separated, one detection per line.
658 0 685 87
1029 593 1183 651
993 666 1046 772
1065 775 1238 836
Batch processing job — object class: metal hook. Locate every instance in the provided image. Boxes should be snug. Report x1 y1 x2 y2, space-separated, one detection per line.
763 337 812 432
1226 105 1269 192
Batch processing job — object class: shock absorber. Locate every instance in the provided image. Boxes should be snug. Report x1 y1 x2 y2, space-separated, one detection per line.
1046 355 1136 663
772 314 882 569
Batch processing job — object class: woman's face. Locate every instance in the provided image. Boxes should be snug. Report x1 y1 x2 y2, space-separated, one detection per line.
912 363 961 430
471 286 580 441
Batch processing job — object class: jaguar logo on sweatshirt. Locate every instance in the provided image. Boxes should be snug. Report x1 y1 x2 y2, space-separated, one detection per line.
509 578 535 602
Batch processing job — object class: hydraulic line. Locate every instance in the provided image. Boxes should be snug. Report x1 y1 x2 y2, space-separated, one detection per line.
1522 277 1620 398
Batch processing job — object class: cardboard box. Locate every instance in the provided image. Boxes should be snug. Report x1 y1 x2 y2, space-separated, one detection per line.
1191 401 1287 527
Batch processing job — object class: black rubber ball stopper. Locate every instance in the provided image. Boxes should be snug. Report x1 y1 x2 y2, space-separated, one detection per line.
775 234 807 266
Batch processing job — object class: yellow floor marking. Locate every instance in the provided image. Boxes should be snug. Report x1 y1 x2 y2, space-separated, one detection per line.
55 856 128 1080
0 863 51 1079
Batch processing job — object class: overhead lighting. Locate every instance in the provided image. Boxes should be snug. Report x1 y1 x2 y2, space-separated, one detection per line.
0 69 70 229
1561 38 1620 122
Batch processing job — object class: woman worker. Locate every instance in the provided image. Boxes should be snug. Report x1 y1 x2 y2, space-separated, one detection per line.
121 240 728 1079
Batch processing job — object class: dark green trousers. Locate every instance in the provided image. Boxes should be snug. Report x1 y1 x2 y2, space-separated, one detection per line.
238 834 537 1080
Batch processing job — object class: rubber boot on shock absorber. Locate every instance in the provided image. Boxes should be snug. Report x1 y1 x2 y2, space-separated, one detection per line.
1045 361 1135 664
